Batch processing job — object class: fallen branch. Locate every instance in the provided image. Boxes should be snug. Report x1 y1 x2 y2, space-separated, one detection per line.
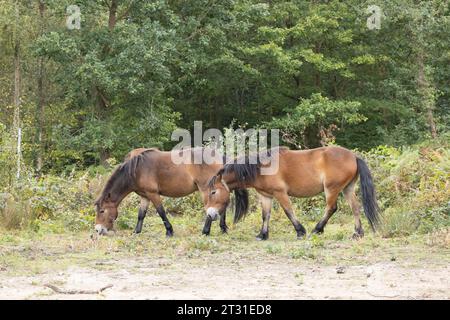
366 291 400 299
44 284 113 295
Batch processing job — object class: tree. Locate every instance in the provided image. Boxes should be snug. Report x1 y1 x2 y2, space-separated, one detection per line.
35 0 179 167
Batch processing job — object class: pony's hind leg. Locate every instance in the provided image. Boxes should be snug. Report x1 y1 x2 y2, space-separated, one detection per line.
274 191 306 239
312 188 339 234
148 193 174 237
343 181 364 239
134 197 150 234
256 195 272 240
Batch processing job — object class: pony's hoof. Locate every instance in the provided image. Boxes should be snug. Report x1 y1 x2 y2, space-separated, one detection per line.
166 230 174 238
352 232 364 240
296 224 307 239
296 232 306 240
202 230 210 236
311 228 323 235
256 233 268 241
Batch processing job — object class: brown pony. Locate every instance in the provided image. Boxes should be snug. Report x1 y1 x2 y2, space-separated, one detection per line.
94 147 248 236
206 146 380 240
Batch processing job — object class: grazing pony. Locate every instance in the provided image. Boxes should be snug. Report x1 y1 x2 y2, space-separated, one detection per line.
94 147 248 236
206 146 380 239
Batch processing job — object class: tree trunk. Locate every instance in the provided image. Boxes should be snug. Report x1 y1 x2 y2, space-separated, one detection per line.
417 52 437 139
13 43 20 119
100 149 111 166
36 0 46 173
109 0 118 30
97 0 118 166
13 3 21 180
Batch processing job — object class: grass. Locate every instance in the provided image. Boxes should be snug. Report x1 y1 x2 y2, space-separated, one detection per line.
1 206 448 277
0 140 449 279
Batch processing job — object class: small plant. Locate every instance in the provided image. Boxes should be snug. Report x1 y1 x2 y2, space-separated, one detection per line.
290 243 316 259
190 237 219 252
265 244 283 254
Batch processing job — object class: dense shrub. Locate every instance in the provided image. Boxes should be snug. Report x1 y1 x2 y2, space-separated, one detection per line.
361 137 450 237
0 137 448 237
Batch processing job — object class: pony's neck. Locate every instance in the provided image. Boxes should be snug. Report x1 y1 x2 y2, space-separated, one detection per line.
102 171 135 207
223 171 256 189
110 188 133 207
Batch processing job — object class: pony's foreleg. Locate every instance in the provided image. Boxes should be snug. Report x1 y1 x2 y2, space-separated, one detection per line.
149 194 174 237
202 216 212 236
200 190 213 236
203 210 227 235
134 198 150 234
274 191 306 239
312 187 339 234
256 195 272 240
219 210 228 234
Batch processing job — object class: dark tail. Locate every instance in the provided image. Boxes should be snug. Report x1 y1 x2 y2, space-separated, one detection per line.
233 189 249 223
356 157 380 231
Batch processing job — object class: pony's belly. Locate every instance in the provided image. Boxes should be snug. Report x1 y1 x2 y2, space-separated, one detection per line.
287 184 324 197
158 183 198 198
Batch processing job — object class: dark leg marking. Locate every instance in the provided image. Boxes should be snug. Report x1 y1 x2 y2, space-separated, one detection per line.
134 206 148 234
202 216 212 236
256 211 270 240
256 196 272 241
156 204 173 237
256 230 269 241
282 208 306 239
312 205 338 234
219 212 228 234
295 222 307 239
352 225 364 239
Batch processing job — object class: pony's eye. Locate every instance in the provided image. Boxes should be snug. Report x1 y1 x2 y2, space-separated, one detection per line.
100 209 105 214
211 190 217 195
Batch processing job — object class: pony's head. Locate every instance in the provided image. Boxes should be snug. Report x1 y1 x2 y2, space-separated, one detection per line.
93 157 140 235
94 193 118 235
206 170 249 223
205 171 231 221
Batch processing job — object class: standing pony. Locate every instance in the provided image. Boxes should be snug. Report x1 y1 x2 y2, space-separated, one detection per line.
206 146 380 239
94 147 248 236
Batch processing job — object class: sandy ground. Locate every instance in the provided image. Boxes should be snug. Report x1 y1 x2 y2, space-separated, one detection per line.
1 254 448 300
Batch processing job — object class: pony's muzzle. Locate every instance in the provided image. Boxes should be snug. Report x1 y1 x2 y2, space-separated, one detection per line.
95 224 108 235
206 208 219 221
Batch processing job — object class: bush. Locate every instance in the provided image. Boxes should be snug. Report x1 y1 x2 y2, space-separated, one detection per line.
362 138 450 237
0 137 448 238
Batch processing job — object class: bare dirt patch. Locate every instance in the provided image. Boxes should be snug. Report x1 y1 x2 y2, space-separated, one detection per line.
1 252 448 300
1 219 449 300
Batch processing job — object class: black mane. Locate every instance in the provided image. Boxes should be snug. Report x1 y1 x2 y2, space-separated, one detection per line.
219 146 288 184
207 147 288 223
96 149 155 206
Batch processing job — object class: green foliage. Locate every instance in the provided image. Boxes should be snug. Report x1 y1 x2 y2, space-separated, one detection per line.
0 1 449 245
361 137 450 237
0 0 449 169
0 122 17 189
267 93 365 147
1 138 447 241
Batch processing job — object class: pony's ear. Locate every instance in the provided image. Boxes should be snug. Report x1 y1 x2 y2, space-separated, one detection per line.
216 168 225 181
215 172 230 192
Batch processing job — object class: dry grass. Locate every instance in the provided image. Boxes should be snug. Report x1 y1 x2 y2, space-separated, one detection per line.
1 208 448 277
